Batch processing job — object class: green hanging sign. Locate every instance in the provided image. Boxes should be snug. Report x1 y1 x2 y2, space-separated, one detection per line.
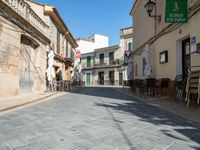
165 0 188 23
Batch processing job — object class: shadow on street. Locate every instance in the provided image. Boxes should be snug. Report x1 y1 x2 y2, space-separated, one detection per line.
71 86 133 101
72 87 200 149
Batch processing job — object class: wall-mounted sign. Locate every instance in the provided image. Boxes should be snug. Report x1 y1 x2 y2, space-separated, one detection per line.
160 51 168 64
76 51 81 58
165 0 188 23
191 36 196 45
191 36 197 53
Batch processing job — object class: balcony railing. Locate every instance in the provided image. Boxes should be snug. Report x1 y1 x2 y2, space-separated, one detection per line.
2 0 48 34
82 63 94 69
94 60 120 67
95 80 119 86
81 59 121 70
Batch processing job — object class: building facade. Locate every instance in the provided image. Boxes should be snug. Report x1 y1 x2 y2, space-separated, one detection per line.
130 0 200 81
120 27 133 81
0 0 77 97
25 1 78 82
76 34 109 54
0 0 51 97
81 45 121 86
74 34 109 81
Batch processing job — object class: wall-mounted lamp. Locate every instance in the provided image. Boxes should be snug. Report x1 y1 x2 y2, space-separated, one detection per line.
144 0 161 21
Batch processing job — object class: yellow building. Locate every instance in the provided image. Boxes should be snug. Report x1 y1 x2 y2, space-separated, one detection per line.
130 0 200 81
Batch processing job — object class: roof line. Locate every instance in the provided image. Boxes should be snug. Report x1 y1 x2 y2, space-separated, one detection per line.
120 26 132 31
52 7 78 48
25 0 46 6
129 0 138 16
95 45 119 51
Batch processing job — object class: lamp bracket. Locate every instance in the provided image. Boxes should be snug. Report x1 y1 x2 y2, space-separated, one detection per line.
149 14 161 21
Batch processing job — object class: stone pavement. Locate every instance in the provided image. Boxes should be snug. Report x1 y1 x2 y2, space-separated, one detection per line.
0 92 65 114
0 87 200 150
117 87 200 124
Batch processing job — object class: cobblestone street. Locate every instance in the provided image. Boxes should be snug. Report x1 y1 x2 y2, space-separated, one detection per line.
0 87 200 150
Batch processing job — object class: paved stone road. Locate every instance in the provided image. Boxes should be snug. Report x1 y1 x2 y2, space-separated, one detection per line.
0 87 200 150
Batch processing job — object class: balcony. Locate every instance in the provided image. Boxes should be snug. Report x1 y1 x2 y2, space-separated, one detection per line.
95 80 119 86
82 63 94 70
94 59 120 68
1 0 48 34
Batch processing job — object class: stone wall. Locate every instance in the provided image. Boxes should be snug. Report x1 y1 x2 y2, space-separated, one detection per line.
0 15 48 97
0 16 21 97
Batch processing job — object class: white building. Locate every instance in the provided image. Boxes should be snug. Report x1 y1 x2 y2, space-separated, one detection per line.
73 34 109 81
81 45 121 86
76 34 109 54
120 27 133 81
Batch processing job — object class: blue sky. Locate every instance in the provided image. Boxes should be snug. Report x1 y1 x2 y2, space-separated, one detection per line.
37 0 134 46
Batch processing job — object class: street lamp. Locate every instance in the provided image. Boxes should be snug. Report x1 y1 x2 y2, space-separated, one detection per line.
144 0 161 21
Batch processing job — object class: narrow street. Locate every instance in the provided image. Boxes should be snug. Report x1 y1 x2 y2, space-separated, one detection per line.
0 87 200 150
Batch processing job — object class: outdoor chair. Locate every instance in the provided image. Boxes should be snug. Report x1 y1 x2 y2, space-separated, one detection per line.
64 80 71 91
134 79 145 96
53 81 58 91
175 74 187 103
185 67 200 108
123 80 134 90
122 80 128 90
156 78 170 97
145 78 156 97
57 81 63 91
129 80 134 91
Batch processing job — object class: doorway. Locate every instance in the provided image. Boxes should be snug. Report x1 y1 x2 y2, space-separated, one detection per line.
109 71 115 85
182 38 190 76
119 73 123 85
98 72 104 85
86 73 91 85
19 37 36 94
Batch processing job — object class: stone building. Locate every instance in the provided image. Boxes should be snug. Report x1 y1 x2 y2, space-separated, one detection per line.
0 0 78 97
81 45 121 85
0 0 51 97
25 0 78 82
120 27 133 82
130 0 200 81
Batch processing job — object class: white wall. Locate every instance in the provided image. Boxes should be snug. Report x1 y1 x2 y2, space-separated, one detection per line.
120 36 133 81
76 40 95 54
92 34 109 49
120 39 125 59
76 34 109 55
